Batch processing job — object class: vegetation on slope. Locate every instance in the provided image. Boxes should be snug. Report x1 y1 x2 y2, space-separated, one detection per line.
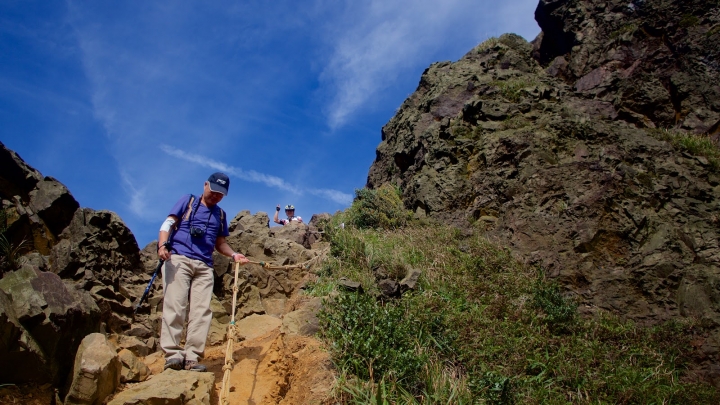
306 187 720 404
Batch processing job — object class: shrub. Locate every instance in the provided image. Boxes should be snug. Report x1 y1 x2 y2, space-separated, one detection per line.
344 184 411 230
531 279 577 330
318 291 429 389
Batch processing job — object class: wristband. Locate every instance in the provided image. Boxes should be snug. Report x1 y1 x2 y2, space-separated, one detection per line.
157 241 171 252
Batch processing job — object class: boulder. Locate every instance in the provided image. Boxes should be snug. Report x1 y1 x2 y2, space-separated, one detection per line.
271 222 312 248
118 348 150 383
0 264 100 385
109 334 152 357
235 314 282 341
207 317 227 346
378 279 399 297
282 297 322 336
64 333 122 405
400 268 422 293
338 278 363 293
107 369 214 405
28 177 79 236
228 210 271 236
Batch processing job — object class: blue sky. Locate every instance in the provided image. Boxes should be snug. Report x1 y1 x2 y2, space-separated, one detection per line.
0 0 540 248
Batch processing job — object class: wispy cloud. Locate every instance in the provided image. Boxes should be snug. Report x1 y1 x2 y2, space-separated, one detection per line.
160 145 353 205
320 0 540 129
119 169 147 217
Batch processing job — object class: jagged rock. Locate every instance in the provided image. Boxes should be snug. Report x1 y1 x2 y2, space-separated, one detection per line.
534 0 720 132
400 269 422 293
271 221 312 248
126 323 153 339
207 318 227 346
234 284 265 318
282 298 322 336
50 208 142 334
28 177 79 236
107 369 214 405
210 295 230 323
378 279 399 297
118 348 150 383
338 278 363 293
0 289 24 374
50 208 141 280
109 334 152 357
65 333 121 405
229 210 271 236
0 142 76 258
0 141 43 200
0 264 100 385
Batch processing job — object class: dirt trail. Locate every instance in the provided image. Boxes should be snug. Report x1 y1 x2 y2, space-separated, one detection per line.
143 300 336 405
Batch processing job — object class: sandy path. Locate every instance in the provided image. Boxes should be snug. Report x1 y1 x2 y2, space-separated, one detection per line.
142 313 335 405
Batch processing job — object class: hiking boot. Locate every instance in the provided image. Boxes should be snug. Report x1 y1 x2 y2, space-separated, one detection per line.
184 360 207 372
164 358 183 370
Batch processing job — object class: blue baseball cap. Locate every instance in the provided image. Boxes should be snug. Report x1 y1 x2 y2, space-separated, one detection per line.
207 172 230 195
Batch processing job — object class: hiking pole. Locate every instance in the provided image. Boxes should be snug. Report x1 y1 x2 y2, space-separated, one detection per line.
133 259 164 315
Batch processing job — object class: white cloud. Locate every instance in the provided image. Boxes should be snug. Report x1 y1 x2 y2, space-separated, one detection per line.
308 188 354 205
119 169 147 217
160 145 353 204
320 0 540 129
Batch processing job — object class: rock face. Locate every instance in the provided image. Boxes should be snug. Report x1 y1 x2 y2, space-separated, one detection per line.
534 0 720 134
1 141 79 259
50 208 142 334
366 0 720 378
0 264 101 385
0 141 142 389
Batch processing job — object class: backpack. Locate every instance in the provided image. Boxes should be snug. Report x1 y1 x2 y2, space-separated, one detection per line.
181 194 226 233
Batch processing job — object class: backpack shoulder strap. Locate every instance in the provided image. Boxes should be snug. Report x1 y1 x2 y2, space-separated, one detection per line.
182 194 196 221
220 208 226 233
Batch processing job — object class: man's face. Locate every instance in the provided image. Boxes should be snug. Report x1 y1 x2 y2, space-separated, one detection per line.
285 209 294 217
204 182 225 206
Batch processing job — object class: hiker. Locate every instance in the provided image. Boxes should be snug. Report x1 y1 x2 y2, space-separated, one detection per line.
157 172 249 372
273 204 303 225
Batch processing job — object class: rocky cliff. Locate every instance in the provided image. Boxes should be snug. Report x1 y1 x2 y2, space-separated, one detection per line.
0 140 326 399
367 0 720 379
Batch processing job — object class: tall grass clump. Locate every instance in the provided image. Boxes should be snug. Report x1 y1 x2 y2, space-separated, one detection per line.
490 77 538 103
319 292 432 389
648 128 720 170
343 184 411 230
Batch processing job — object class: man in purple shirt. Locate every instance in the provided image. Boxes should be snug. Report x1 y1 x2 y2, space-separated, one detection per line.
157 172 249 372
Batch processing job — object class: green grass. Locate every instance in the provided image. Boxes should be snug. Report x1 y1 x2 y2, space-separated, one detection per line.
490 77 538 103
311 204 720 403
474 37 500 54
647 128 720 170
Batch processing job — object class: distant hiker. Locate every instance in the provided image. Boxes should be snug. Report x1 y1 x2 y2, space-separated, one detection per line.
274 204 303 225
157 172 249 372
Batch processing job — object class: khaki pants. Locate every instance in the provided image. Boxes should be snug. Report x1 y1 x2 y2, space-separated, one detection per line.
160 255 214 363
